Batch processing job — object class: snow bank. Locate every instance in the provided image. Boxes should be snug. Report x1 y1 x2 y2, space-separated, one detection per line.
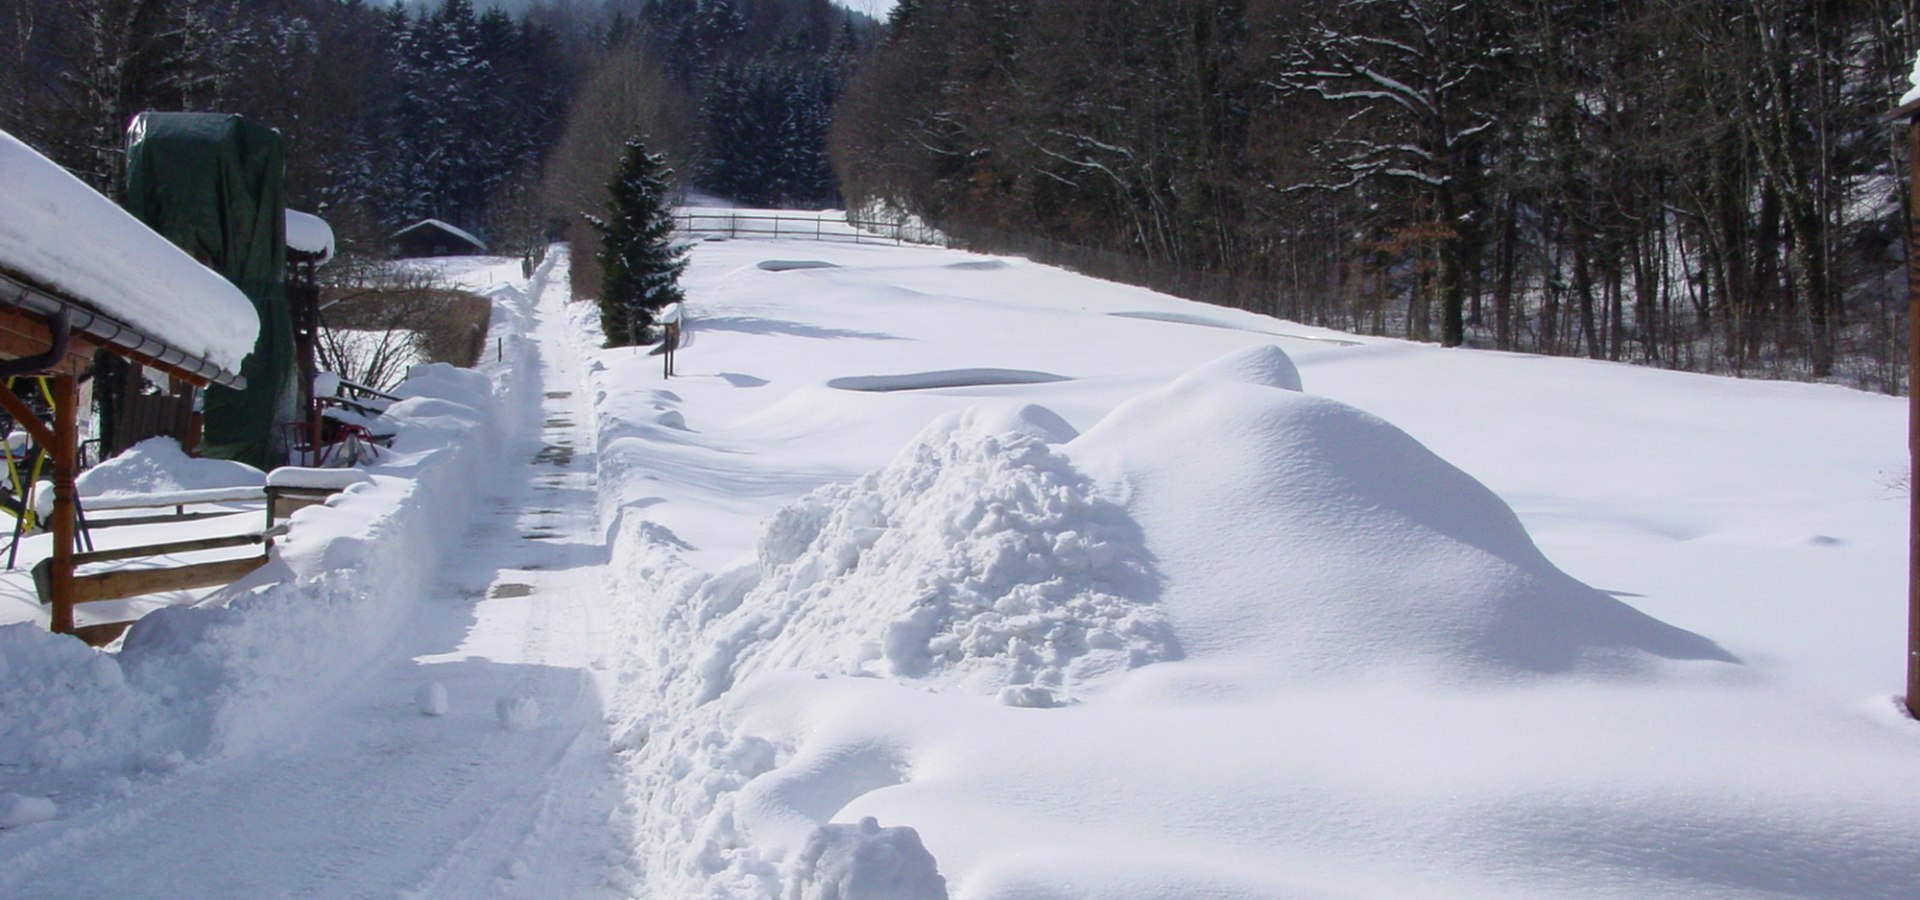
0 129 258 372
1064 346 1730 682
0 332 509 792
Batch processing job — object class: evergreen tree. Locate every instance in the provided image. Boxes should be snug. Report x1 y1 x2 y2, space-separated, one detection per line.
590 136 687 348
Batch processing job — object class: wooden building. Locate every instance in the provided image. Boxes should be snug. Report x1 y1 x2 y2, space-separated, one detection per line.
0 129 257 641
392 218 488 258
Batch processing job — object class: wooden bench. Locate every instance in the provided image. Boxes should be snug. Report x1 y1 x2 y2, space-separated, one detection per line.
31 469 369 646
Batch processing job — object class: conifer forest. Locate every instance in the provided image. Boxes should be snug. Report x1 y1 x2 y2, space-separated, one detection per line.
3 0 1918 392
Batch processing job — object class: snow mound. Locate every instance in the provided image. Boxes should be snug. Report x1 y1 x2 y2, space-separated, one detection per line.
1169 343 1302 393
0 625 163 772
759 260 841 272
78 437 264 498
1065 353 1732 682
785 817 948 900
0 793 57 829
916 403 1078 446
944 259 1010 271
827 370 1069 393
681 409 1170 704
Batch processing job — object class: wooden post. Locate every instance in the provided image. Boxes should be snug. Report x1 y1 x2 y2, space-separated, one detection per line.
1907 119 1920 719
48 373 76 635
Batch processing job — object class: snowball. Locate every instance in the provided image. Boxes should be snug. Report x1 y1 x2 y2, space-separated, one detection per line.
0 793 57 828
415 682 449 717
497 696 540 732
785 817 949 900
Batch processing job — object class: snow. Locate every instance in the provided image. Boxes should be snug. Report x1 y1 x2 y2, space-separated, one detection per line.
496 695 541 731
1903 49 1920 107
0 223 1915 898
265 466 372 490
284 209 335 265
414 681 448 716
0 794 57 829
0 128 260 374
787 817 949 900
79 437 264 499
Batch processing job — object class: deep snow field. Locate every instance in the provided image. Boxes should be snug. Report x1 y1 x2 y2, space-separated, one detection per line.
2 224 1917 899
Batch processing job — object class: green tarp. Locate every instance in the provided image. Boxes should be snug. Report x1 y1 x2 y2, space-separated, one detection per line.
124 112 297 469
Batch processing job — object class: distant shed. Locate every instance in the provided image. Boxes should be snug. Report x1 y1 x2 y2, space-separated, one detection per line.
392 218 487 258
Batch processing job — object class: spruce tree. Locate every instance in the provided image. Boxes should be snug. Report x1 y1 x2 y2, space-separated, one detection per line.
591 136 686 348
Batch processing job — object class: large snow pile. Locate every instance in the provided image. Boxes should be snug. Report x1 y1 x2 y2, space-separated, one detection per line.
665 402 1170 708
0 128 258 372
1064 344 1731 682
605 333 1757 898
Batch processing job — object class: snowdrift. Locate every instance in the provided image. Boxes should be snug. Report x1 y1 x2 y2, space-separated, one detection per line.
77 437 265 498
1067 344 1731 681
611 343 1737 897
666 342 1726 710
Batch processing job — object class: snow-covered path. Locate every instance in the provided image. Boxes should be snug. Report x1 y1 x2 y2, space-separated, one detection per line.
0 254 629 899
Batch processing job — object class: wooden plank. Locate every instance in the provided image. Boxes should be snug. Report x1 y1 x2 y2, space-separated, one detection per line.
267 486 342 524
69 555 269 605
0 385 53 452
71 530 271 568
85 509 253 530
72 621 134 648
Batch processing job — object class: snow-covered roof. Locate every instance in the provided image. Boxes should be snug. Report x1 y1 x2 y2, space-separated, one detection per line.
392 218 487 253
285 209 335 266
0 129 259 380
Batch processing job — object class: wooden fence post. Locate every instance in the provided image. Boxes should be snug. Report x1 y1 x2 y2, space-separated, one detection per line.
48 373 76 635
1907 117 1920 719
